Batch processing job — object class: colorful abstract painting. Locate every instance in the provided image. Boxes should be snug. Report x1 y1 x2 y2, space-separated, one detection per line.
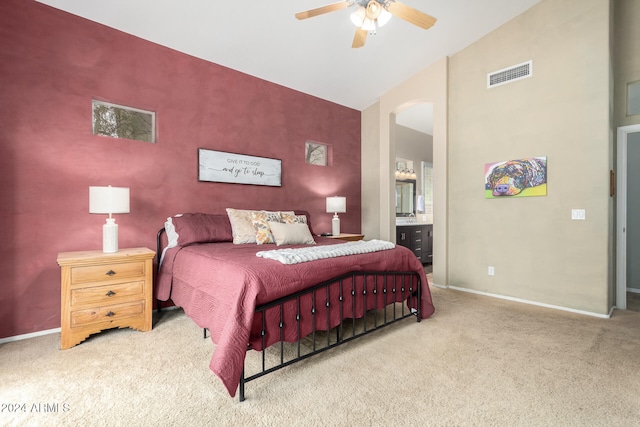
485 156 547 198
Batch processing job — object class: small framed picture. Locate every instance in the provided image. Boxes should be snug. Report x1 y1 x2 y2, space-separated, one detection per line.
305 141 328 166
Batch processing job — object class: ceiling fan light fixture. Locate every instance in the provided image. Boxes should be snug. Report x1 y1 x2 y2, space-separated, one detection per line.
350 7 366 27
377 9 392 27
366 1 382 19
361 17 376 31
296 0 437 48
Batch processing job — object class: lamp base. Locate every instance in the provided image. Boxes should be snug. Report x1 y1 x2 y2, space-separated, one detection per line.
332 214 341 237
103 218 118 253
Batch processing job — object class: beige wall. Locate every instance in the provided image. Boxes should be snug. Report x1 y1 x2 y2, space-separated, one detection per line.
361 102 381 240
362 0 625 315
448 0 612 314
362 57 448 287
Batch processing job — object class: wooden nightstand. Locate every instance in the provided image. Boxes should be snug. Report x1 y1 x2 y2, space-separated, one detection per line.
325 233 364 242
57 247 155 350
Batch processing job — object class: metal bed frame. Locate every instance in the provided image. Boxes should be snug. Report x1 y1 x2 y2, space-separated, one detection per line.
156 228 422 401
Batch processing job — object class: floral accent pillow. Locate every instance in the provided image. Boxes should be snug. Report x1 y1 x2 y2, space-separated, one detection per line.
249 210 283 245
280 212 308 225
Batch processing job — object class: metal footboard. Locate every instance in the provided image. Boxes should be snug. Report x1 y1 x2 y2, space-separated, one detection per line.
157 227 423 402
238 270 421 401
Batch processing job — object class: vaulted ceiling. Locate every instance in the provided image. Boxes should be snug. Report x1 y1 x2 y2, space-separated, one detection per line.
36 0 541 132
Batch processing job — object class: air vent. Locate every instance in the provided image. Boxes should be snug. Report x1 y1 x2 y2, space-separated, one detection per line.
487 60 532 88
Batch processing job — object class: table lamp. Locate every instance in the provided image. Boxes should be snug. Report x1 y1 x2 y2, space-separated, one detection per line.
326 196 346 236
89 185 130 253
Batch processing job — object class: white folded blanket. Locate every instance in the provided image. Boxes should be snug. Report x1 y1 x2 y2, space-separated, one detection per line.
256 239 395 265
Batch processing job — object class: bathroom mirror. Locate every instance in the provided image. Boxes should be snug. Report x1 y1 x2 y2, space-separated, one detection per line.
395 179 416 216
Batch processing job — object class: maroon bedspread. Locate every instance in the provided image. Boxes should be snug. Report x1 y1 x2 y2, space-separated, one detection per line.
157 237 435 397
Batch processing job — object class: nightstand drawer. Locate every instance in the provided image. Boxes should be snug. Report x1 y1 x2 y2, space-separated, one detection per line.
71 300 145 328
71 261 146 284
71 280 145 306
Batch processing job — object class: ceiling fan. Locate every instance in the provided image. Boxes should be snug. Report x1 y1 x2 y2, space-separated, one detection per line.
295 1 437 48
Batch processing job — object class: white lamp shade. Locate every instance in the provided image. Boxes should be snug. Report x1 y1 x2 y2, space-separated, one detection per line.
361 18 376 31
350 7 365 27
326 196 346 214
89 186 130 214
377 9 392 27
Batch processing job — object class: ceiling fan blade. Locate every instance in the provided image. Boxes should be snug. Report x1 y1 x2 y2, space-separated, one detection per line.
295 1 350 20
386 1 437 30
352 28 368 48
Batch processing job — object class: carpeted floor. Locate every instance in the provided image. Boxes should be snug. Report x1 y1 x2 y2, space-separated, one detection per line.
2 284 640 426
627 291 640 312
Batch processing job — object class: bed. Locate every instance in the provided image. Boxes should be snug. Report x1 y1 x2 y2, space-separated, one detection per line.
156 210 435 401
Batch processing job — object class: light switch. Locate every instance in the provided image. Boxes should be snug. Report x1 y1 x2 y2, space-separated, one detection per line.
571 209 586 220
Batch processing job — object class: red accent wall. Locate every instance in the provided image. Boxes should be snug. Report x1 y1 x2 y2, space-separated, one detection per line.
0 0 361 339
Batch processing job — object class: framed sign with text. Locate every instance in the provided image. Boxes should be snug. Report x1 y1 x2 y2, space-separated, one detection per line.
198 149 282 187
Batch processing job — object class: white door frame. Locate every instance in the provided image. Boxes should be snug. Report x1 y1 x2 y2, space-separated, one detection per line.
617 124 640 309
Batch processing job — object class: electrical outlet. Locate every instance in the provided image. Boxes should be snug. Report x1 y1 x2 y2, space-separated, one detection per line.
488 266 495 276
571 209 586 220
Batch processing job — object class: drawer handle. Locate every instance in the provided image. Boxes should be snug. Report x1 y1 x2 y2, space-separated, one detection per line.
415 247 421 251
106 311 115 317
105 270 116 276
106 290 116 297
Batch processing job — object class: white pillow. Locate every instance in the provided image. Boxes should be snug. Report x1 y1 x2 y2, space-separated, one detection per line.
159 216 180 267
268 221 316 246
226 208 257 244
164 216 179 249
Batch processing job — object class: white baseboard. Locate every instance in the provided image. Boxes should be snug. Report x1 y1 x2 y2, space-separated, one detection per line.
0 327 61 345
446 286 612 319
627 288 640 294
0 306 180 345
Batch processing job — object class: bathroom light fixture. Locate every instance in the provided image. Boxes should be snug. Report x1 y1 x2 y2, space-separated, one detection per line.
395 167 416 179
